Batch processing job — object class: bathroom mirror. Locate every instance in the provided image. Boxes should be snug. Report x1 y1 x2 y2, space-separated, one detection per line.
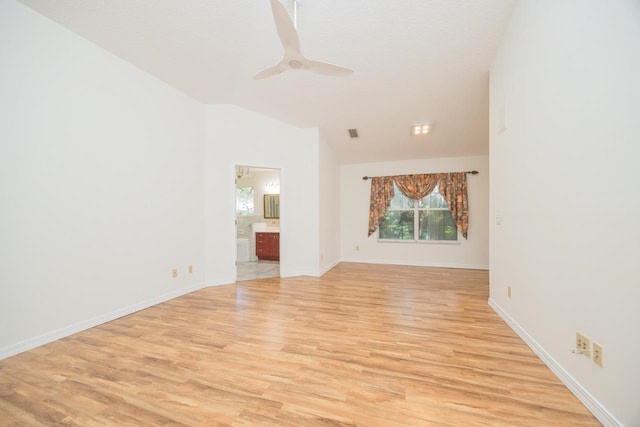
264 194 280 218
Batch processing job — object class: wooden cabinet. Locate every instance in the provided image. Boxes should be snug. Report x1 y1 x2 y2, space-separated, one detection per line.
255 232 279 261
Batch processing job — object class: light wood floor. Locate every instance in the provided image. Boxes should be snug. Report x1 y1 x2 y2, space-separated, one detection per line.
0 263 600 426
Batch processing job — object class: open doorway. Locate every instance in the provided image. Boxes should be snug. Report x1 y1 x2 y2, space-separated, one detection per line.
235 165 281 281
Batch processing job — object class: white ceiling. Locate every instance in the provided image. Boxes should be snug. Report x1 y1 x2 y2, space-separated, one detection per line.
18 0 515 164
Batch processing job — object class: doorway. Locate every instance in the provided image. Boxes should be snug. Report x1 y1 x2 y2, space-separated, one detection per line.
235 165 281 281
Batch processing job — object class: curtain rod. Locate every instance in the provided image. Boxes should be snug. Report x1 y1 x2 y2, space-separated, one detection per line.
362 171 479 180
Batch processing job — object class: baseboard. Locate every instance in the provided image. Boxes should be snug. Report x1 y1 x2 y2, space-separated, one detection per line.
488 298 622 427
340 257 489 271
282 259 340 278
0 282 206 361
281 270 321 278
319 259 340 276
205 277 236 287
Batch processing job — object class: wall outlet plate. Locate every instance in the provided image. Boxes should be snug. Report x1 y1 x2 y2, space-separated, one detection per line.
592 342 603 367
576 332 590 357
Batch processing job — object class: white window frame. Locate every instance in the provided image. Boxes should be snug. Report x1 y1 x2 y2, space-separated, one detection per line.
378 183 459 244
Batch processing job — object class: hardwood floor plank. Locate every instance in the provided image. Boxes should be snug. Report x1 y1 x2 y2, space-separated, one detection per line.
0 263 600 426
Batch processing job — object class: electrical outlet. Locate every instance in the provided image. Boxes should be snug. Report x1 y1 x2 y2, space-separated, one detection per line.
356 245 360 251
507 285 512 298
576 332 590 357
592 342 603 367
188 265 193 274
172 268 178 278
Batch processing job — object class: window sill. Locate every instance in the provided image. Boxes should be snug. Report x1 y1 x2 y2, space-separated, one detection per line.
377 238 460 245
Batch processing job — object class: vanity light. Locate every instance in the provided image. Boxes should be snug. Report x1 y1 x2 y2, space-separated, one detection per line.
411 122 432 136
236 166 251 180
265 182 280 194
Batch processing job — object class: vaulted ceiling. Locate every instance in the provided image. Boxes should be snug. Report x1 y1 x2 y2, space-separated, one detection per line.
19 0 515 164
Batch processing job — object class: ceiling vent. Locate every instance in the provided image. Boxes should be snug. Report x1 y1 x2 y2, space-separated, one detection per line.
348 129 359 138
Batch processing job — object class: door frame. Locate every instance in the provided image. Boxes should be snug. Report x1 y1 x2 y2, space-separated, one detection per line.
233 163 283 281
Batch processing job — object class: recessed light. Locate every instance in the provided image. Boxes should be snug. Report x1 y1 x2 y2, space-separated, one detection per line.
411 122 432 136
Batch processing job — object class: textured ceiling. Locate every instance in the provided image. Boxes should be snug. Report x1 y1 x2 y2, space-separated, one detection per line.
18 0 515 164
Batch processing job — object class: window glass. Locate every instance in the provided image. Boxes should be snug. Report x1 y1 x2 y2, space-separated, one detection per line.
379 183 457 242
379 211 414 240
418 185 449 209
236 186 254 215
419 210 458 241
388 188 414 209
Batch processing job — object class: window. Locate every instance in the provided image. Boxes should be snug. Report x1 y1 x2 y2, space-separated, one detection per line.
379 183 458 242
236 186 254 215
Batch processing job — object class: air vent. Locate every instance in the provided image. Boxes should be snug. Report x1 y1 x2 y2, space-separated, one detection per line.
348 129 359 138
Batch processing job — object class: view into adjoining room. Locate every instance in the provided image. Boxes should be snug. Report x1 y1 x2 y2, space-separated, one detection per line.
235 165 281 281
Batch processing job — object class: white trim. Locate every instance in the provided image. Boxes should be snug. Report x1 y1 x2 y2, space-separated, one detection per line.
282 270 321 278
340 257 489 271
319 259 340 276
489 298 622 427
0 282 206 360
205 278 236 287
377 238 460 245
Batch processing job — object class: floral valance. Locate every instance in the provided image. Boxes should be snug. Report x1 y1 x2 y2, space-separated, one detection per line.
368 172 470 239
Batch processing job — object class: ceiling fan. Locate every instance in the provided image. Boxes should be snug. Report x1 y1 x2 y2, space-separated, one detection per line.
254 0 354 80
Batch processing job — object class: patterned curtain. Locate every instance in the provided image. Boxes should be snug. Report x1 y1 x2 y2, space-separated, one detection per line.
368 176 394 236
393 174 440 200
437 172 469 239
367 172 470 239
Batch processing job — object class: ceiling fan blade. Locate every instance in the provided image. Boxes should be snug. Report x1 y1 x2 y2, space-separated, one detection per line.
254 63 288 80
306 59 354 77
256 1 354 80
270 0 300 52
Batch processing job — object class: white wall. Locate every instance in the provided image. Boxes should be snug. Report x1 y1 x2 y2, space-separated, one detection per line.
204 105 320 283
340 156 489 269
0 1 205 357
489 1 640 426
318 134 341 274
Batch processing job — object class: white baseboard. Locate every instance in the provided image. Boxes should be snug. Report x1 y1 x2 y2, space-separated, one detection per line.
319 259 340 276
206 277 235 287
0 282 206 361
281 270 321 278
340 257 489 271
488 298 622 427
233 259 338 281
